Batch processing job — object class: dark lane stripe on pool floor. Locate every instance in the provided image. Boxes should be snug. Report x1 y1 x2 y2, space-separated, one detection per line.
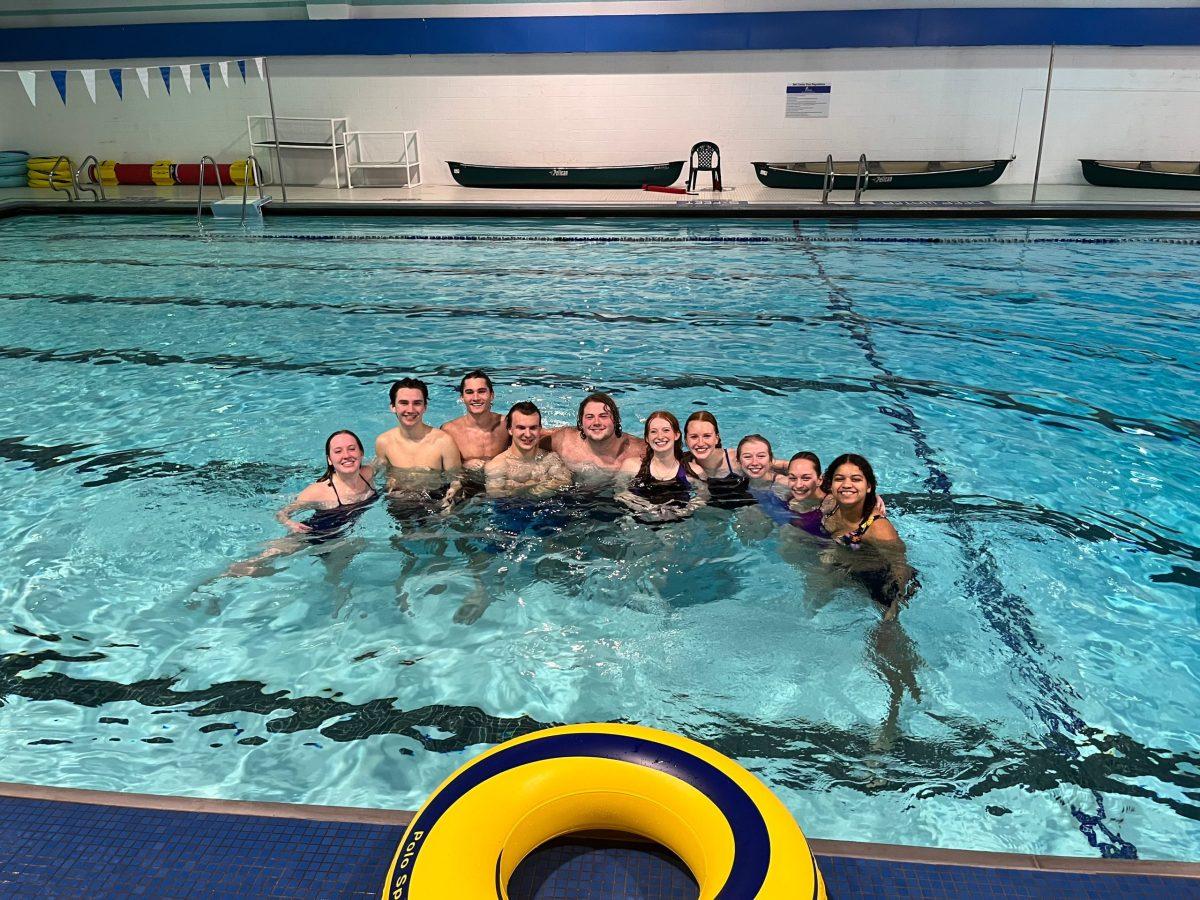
0 793 1193 899
793 224 1139 858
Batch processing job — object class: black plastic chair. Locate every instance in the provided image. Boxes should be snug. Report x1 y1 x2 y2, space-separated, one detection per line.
687 141 722 192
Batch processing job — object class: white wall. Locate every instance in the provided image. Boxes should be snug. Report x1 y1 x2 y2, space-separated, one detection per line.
4 45 1200 186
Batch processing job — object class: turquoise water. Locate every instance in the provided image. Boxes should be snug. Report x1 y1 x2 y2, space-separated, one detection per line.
0 214 1196 861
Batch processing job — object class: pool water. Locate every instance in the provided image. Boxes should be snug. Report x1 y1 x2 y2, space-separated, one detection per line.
0 214 1196 861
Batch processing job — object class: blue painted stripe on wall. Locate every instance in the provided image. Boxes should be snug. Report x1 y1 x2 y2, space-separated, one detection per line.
4 7 1200 62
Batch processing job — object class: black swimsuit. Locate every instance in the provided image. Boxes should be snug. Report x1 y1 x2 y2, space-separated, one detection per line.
305 474 377 541
631 459 691 506
695 450 753 509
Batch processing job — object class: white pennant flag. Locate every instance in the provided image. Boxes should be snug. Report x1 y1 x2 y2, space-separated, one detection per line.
218 61 229 87
18 69 36 106
136 66 150 98
255 57 265 80
178 64 192 93
81 68 97 103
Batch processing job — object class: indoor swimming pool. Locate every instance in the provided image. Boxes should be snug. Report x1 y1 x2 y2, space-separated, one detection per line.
0 213 1196 862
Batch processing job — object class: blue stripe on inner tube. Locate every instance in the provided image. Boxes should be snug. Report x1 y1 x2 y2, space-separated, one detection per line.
397 732 770 899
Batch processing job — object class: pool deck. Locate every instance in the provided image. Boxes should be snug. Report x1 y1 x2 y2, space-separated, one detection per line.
5 181 1200 219
1 781 1196 898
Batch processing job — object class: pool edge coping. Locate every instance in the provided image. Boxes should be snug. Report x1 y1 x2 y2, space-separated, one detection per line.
7 197 1200 219
3 780 1196 878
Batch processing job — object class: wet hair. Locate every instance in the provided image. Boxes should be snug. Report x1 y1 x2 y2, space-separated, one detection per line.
821 453 878 524
458 370 494 395
736 434 773 460
683 411 722 449
639 410 683 474
318 430 364 484
505 401 542 430
788 451 822 476
576 392 622 437
389 377 428 405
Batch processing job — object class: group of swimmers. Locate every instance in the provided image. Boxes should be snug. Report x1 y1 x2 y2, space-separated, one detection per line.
217 370 919 622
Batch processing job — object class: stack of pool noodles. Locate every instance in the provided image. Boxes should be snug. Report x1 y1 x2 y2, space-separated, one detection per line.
26 155 75 189
89 159 257 187
0 151 31 188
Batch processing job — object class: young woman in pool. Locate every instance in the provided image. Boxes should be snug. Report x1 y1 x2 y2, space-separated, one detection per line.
735 434 798 525
682 411 754 508
199 431 378 595
785 451 827 534
617 411 703 522
819 453 918 619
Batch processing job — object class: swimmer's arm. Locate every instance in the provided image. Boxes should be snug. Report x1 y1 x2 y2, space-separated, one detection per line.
439 434 465 508
276 486 325 533
539 426 564 453
614 458 652 510
484 458 511 498
537 452 573 493
684 479 710 514
866 521 917 613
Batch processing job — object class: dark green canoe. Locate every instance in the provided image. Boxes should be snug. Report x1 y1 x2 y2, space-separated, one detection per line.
447 160 684 189
1081 159 1200 191
752 158 1012 190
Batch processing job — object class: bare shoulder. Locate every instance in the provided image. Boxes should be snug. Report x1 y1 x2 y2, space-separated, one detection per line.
619 455 641 476
484 452 508 475
376 429 398 451
621 435 648 460
430 426 456 446
439 416 464 435
296 480 335 503
869 516 901 543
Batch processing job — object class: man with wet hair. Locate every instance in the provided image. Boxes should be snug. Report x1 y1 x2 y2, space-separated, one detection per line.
485 402 572 498
542 391 645 483
375 377 462 504
441 369 509 472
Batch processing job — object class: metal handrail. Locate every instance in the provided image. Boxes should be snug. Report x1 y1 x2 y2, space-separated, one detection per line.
195 155 226 225
74 155 106 201
240 155 265 225
853 153 870 204
820 154 835 204
46 155 76 201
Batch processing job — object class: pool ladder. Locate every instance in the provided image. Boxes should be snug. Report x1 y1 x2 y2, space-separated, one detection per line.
194 154 266 225
820 153 871 204
75 155 106 201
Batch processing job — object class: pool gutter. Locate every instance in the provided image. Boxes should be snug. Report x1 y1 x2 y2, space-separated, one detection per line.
7 197 1200 220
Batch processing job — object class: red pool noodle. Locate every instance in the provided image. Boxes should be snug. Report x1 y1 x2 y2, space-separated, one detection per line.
642 184 691 194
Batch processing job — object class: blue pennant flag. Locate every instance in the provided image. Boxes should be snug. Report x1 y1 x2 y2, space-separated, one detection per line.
159 65 171 94
51 69 68 105
237 59 247 83
200 62 211 89
109 68 123 99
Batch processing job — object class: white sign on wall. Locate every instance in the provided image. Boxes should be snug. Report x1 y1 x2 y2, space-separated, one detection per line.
786 83 831 118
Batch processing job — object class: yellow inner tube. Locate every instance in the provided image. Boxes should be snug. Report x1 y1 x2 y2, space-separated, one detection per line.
382 723 825 900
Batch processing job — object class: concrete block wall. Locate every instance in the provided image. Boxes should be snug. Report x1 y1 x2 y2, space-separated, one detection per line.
3 45 1199 187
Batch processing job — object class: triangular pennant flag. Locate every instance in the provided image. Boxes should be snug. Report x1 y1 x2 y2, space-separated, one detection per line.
178 64 192 94
218 61 229 87
159 65 171 94
18 70 36 107
136 67 150 98
237 59 247 83
254 57 265 80
81 69 97 103
109 68 123 99
51 69 68 104
200 63 211 89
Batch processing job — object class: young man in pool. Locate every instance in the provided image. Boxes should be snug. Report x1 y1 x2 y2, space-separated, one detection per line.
485 402 572 498
541 392 646 485
375 377 463 508
440 370 510 472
